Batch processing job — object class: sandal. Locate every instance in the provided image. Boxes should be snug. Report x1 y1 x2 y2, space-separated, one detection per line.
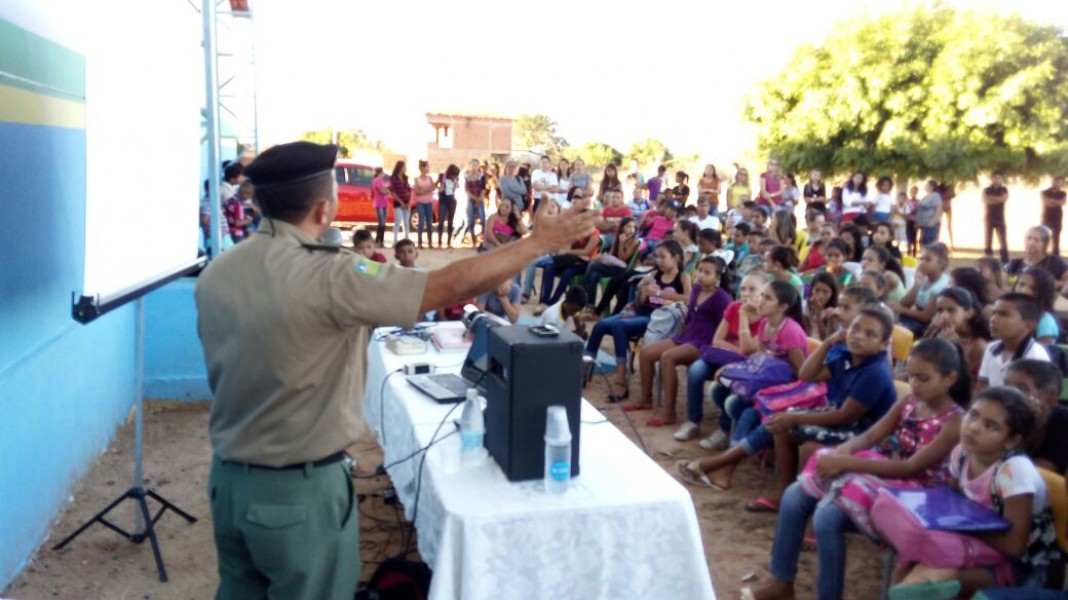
646 417 677 427
744 497 780 513
675 460 726 491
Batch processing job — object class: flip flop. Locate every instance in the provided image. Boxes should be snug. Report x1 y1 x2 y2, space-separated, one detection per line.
646 417 677 427
801 535 817 551
675 460 726 491
888 580 961 600
620 403 651 412
744 497 780 513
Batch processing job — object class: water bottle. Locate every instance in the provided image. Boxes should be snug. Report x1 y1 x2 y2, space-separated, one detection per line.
544 405 572 494
459 388 486 467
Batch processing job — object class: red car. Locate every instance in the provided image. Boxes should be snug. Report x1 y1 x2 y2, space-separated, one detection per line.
333 160 439 226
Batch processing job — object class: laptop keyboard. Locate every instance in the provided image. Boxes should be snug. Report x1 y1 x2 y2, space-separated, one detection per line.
427 373 471 396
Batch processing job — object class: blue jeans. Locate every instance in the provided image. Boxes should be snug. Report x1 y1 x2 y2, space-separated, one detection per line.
465 201 486 241
375 207 388 245
523 255 552 298
414 203 434 237
585 314 650 360
769 482 856 600
686 359 716 425
540 260 587 305
977 589 1067 600
737 408 772 454
920 223 940 246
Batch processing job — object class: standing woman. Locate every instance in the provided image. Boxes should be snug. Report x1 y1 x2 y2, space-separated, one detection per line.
803 170 827 210
436 164 460 248
840 172 869 222
757 158 784 211
598 163 622 203
727 166 752 210
371 166 391 247
412 160 436 248
1042 175 1066 256
389 160 412 246
484 162 500 208
463 159 487 246
570 158 592 195
697 164 723 216
554 158 572 209
498 160 528 212
916 179 943 247
781 173 800 213
668 170 691 206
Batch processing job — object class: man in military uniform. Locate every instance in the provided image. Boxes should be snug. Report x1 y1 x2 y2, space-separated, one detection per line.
196 141 596 598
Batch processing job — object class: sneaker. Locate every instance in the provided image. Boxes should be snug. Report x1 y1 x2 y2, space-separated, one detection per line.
673 422 700 441
699 430 729 451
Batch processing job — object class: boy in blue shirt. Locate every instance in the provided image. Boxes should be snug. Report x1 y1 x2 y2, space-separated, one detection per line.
726 222 751 268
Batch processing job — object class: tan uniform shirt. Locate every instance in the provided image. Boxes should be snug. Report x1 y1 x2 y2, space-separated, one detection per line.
196 219 428 466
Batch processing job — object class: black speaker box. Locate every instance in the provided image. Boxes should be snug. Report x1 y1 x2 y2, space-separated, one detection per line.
483 326 583 481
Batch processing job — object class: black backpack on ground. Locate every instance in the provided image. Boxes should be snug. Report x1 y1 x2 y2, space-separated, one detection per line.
355 557 432 600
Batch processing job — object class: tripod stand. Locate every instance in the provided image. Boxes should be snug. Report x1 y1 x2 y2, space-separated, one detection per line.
53 299 196 582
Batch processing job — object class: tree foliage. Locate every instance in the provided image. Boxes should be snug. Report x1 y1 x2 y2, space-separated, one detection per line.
745 6 1068 182
563 142 624 169
298 127 391 158
513 113 569 156
625 138 673 168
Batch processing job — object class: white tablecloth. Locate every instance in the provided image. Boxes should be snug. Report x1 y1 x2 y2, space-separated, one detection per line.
364 324 716 600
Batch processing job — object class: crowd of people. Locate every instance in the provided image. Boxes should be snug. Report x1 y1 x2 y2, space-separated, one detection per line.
205 150 1068 599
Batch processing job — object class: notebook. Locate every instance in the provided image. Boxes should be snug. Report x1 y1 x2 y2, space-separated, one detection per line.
890 486 1011 532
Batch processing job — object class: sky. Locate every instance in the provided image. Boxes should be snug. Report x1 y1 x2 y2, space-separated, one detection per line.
248 0 1068 166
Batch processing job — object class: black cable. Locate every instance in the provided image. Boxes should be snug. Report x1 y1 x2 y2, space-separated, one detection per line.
593 367 649 456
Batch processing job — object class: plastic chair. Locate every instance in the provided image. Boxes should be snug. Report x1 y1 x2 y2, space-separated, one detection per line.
893 380 912 402
891 325 913 363
903 266 916 289
901 255 918 269
1039 468 1068 553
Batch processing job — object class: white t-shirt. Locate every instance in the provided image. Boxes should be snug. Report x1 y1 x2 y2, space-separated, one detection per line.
871 192 894 214
950 445 1049 515
555 177 571 210
531 169 559 201
689 214 721 232
977 338 1050 387
539 299 576 331
841 188 868 214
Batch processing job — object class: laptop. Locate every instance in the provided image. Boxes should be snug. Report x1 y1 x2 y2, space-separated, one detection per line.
406 312 507 403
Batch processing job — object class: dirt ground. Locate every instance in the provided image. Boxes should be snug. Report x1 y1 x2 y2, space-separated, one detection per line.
5 243 902 600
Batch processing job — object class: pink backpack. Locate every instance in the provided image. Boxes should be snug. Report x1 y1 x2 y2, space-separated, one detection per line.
755 380 828 422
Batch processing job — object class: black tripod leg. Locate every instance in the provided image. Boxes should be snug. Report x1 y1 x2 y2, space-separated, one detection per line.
52 492 131 550
145 489 197 523
136 491 169 583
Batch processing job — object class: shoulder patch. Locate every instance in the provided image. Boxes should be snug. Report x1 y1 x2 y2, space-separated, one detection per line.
355 258 383 277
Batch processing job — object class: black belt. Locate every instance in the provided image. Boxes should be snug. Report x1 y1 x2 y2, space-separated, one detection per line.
227 451 347 471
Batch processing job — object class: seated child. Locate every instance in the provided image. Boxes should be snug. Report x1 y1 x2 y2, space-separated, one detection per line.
679 273 764 447
925 287 991 379
636 257 732 427
1014 266 1061 345
977 293 1050 391
675 281 810 492
819 238 855 288
477 279 522 324
892 242 951 337
725 222 752 268
799 222 836 272
887 387 1057 599
539 286 588 340
765 245 803 293
394 238 422 270
1004 359 1068 474
746 338 969 600
352 229 387 263
804 272 839 340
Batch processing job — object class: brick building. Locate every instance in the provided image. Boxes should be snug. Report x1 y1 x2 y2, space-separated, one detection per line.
426 112 513 172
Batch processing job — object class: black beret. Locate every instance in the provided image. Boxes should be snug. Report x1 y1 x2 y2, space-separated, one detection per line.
244 141 338 189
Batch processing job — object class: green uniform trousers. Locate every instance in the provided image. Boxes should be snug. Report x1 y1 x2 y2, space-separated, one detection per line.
209 455 360 599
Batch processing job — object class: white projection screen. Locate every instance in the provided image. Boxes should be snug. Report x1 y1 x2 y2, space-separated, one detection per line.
82 0 203 307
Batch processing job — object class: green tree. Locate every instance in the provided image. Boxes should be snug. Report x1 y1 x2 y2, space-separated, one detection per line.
513 113 568 156
625 138 673 169
298 127 391 158
563 142 624 169
745 6 1068 182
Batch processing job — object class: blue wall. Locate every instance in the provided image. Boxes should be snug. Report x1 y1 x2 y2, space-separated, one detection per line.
0 122 139 587
144 278 210 401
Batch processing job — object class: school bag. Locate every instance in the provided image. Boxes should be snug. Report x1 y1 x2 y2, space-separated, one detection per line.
716 353 795 399
642 303 686 345
355 557 432 600
754 380 828 421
